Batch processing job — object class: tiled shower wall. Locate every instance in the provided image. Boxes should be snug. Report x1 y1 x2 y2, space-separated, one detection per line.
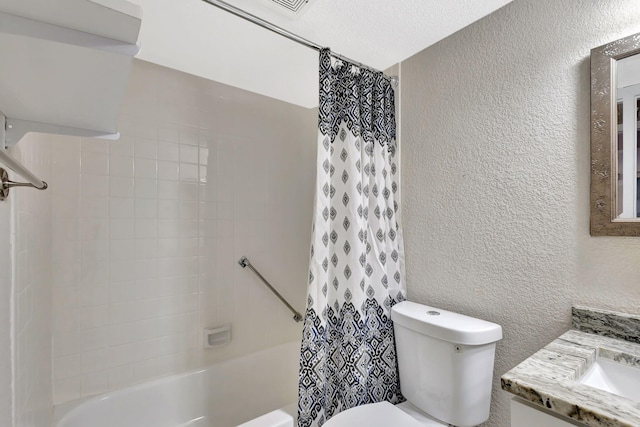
52 60 316 404
0 189 10 427
12 134 53 426
0 133 54 426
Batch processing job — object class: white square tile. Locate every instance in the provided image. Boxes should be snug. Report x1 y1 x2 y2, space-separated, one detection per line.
109 156 134 177
157 161 179 181
157 258 181 279
53 330 82 358
158 200 180 219
157 334 180 355
134 239 158 259
81 327 110 352
109 219 134 240
179 163 199 182
132 338 160 362
81 240 108 263
53 307 81 334
81 371 109 397
157 277 182 297
179 182 198 201
81 152 109 176
135 122 157 140
53 240 81 266
180 201 199 219
158 180 180 200
179 145 199 164
158 125 180 143
132 358 158 383
52 263 81 289
81 197 108 219
109 343 135 366
157 315 183 336
158 239 181 258
81 283 108 306
158 219 180 239
54 376 81 404
199 220 217 238
81 175 109 198
108 364 134 390
81 138 109 153
134 158 157 179
158 142 179 161
134 319 159 342
180 107 199 128
109 198 134 219
135 178 158 199
109 260 135 283
199 165 207 183
134 138 157 159
198 202 217 220
81 262 108 287
180 220 198 239
136 258 158 280
80 305 109 329
109 135 134 157
199 179 217 203
199 147 209 165
108 281 137 304
179 238 199 257
81 348 111 374
135 199 157 219
52 198 80 220
109 177 134 198
81 218 108 241
109 239 135 260
179 126 198 146
135 219 158 239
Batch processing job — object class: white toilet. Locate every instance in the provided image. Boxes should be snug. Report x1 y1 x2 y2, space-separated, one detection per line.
324 300 503 427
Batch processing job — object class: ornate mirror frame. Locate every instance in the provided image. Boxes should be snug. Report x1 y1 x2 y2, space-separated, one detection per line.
591 32 640 236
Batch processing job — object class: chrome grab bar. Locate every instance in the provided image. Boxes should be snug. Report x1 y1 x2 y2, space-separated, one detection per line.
238 256 303 323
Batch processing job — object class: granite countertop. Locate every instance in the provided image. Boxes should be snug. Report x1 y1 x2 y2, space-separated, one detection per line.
501 306 640 427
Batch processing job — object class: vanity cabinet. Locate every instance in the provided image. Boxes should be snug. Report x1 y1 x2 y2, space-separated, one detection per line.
511 399 583 427
502 307 640 427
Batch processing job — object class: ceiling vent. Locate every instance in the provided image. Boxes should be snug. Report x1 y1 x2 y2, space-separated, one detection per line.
268 0 317 15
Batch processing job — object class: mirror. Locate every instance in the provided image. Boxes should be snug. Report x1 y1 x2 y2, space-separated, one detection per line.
591 32 640 236
614 54 640 219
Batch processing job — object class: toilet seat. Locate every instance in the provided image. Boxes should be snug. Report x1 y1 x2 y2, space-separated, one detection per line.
323 401 446 427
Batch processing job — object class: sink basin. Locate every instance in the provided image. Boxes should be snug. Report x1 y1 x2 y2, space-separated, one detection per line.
579 356 640 402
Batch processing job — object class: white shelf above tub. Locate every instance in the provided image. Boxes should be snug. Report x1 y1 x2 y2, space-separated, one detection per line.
0 0 142 146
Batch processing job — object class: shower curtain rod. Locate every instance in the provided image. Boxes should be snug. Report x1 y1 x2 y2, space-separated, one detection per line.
200 0 397 82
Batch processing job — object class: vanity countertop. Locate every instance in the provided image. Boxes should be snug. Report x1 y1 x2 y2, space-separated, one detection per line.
501 306 640 427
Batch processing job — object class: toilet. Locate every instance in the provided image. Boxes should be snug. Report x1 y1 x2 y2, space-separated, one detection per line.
324 300 503 427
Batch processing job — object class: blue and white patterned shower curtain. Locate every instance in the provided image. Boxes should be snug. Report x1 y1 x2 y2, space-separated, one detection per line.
297 49 406 427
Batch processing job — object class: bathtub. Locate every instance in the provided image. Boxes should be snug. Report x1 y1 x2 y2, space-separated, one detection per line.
53 341 300 427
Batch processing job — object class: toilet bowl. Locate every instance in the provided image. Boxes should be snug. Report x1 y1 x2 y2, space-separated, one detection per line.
323 401 448 427
324 301 502 427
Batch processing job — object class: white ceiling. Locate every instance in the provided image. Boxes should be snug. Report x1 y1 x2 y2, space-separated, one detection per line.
129 0 513 108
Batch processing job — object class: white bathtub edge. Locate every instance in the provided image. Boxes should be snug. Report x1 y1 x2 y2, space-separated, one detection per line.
53 341 301 427
236 403 297 427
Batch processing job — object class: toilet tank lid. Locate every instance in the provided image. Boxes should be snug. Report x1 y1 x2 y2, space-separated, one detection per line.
391 301 502 345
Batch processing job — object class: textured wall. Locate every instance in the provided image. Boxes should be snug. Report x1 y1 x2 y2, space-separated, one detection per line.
400 1 640 426
51 59 316 404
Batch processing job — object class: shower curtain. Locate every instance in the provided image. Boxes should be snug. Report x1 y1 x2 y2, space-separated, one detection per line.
297 49 405 427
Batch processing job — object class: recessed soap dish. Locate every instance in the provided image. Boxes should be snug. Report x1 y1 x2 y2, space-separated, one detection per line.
203 324 231 349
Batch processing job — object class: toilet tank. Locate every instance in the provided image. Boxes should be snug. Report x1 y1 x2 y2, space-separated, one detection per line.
391 301 502 427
